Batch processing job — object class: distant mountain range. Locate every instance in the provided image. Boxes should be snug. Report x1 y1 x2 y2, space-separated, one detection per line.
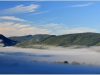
0 34 17 47
8 34 49 42
16 33 100 48
1 33 100 47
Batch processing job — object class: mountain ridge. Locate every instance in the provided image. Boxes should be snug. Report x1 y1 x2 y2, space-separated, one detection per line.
16 32 100 48
0 34 17 47
1 32 100 47
8 34 50 43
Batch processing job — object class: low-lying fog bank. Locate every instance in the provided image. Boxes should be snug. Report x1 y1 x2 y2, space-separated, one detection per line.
0 46 100 74
1 46 100 65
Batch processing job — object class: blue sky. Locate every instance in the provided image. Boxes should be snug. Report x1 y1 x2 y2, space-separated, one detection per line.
0 1 100 36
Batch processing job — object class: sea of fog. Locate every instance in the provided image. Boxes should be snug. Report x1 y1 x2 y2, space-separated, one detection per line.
1 46 100 74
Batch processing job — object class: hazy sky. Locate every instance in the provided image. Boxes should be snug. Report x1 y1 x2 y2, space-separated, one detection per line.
0 1 99 36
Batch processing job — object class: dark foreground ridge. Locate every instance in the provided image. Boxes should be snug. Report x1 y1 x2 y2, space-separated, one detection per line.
0 34 17 47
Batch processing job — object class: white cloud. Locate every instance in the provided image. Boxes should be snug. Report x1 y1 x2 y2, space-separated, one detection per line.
0 22 97 37
45 23 60 27
0 22 51 37
53 27 97 35
0 16 26 22
46 18 57 21
0 4 39 14
29 10 50 16
69 2 93 7
40 23 62 29
35 23 97 35
13 24 30 28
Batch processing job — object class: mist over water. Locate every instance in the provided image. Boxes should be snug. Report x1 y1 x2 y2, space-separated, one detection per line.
0 46 100 65
0 46 100 73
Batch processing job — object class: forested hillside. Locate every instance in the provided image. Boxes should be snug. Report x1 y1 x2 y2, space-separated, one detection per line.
9 34 49 42
16 33 100 48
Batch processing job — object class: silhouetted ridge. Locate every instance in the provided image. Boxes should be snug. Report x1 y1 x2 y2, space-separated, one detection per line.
0 34 17 47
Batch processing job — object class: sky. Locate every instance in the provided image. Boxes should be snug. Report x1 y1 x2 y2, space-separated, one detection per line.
0 1 100 37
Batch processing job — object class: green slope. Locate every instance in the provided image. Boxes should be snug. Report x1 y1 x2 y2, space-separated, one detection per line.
8 34 49 42
16 33 100 48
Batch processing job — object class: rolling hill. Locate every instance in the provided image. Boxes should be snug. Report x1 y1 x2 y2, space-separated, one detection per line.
8 34 49 43
16 33 100 48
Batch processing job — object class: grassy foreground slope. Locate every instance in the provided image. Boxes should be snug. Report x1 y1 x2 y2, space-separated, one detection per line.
16 33 100 48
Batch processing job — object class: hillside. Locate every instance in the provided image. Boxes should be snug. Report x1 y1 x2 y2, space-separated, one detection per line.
16 33 100 48
0 34 17 47
9 34 49 42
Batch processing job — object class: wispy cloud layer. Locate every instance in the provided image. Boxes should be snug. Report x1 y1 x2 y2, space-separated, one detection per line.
13 24 30 28
0 16 26 22
34 23 97 35
0 22 51 37
52 27 97 35
43 23 61 29
62 27 97 34
0 4 39 14
29 10 50 16
69 2 93 7
0 22 97 37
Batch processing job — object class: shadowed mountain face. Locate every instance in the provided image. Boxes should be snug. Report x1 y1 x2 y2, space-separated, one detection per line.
0 34 17 47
